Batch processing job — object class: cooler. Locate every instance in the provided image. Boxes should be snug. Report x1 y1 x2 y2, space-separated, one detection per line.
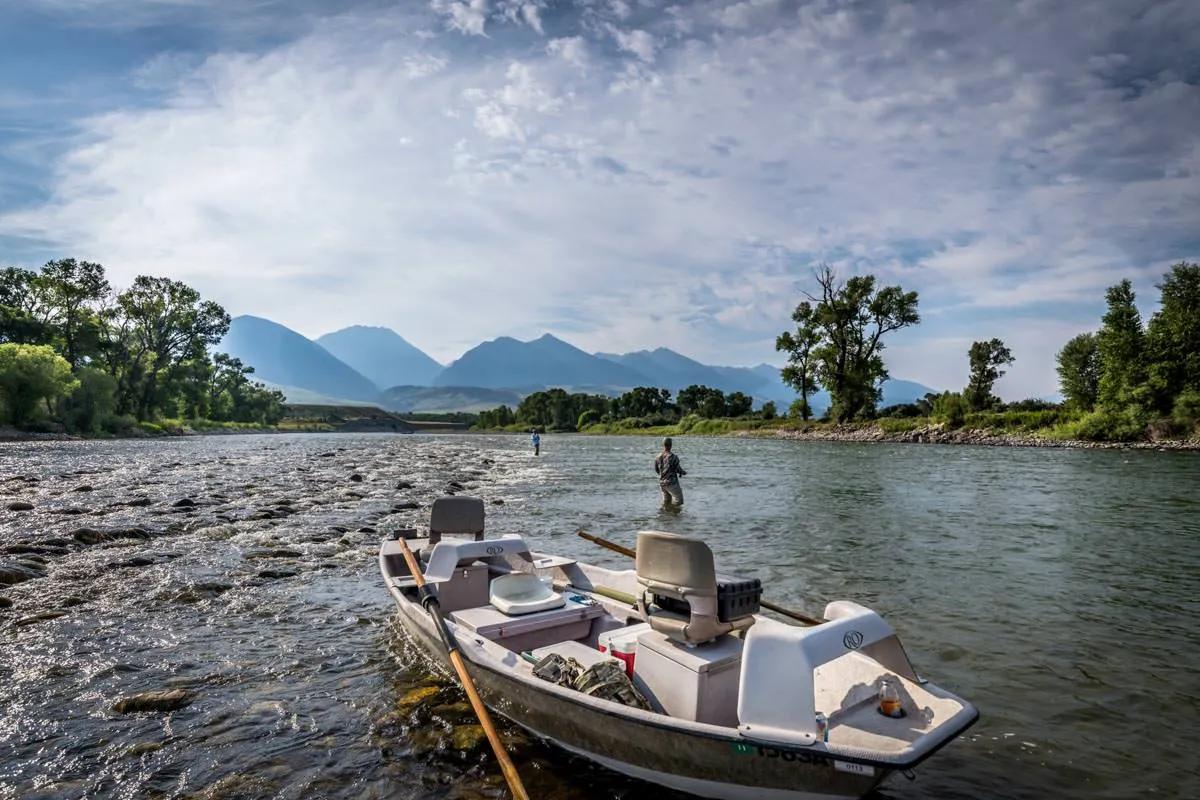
598 623 651 676
633 629 744 726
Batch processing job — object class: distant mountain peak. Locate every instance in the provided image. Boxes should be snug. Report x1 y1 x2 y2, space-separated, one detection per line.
317 325 443 389
220 316 380 402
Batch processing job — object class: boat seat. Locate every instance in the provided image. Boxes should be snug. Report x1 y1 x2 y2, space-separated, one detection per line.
635 531 754 646
490 573 566 615
429 495 485 546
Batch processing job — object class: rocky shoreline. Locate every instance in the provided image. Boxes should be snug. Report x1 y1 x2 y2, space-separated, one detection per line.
751 423 1200 450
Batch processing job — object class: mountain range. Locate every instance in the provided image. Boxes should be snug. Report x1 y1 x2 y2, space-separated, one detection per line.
218 315 937 413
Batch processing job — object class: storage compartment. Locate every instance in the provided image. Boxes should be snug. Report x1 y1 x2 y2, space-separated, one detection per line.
450 596 604 653
633 630 743 726
653 574 761 621
435 564 490 613
598 623 651 676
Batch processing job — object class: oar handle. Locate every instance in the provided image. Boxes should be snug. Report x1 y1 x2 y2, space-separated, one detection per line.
575 529 823 627
397 540 531 800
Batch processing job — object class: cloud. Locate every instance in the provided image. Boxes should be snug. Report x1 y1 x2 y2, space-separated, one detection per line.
1 0 1198 398
547 36 588 70
610 27 656 63
431 0 490 37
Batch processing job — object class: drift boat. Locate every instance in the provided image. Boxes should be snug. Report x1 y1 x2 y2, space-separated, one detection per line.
379 497 978 800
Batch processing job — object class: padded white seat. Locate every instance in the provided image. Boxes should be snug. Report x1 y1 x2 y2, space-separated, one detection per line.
490 573 566 616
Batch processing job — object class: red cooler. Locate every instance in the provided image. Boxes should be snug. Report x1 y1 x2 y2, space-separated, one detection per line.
598 623 651 677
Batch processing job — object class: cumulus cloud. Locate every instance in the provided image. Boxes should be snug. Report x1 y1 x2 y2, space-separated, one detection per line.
2 0 1198 397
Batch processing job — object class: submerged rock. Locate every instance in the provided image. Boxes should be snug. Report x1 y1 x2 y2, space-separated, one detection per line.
0 561 45 586
395 480 413 489
349 473 364 483
0 596 12 609
124 741 164 757
396 685 441 711
257 568 298 580
171 498 196 508
73 485 94 492
112 688 195 714
6 501 34 511
125 497 154 507
13 610 67 626
450 724 486 752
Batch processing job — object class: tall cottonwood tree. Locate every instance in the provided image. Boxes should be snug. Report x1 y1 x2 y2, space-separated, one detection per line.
964 338 1014 411
778 265 919 422
114 276 230 418
38 258 110 367
776 305 820 420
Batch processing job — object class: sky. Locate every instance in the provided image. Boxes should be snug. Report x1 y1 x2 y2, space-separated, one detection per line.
1 0 1197 399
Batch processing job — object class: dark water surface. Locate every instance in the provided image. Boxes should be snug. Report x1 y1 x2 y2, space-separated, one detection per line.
1 434 1197 799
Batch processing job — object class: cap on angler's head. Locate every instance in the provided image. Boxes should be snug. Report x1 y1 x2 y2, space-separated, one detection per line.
662 437 673 450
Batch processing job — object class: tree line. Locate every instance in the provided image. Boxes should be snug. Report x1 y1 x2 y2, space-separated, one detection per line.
0 259 285 433
1052 262 1199 439
776 261 1199 439
474 384 766 431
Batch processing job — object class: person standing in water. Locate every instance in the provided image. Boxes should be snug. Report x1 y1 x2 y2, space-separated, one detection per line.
531 430 541 456
654 437 686 506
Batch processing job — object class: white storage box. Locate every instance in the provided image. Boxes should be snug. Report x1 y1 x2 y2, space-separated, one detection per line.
450 597 604 653
633 629 744 726
598 623 651 676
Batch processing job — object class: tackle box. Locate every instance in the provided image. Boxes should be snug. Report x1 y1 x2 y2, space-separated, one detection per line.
653 574 762 622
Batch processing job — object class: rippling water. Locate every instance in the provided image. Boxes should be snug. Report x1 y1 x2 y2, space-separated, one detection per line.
1 433 1198 800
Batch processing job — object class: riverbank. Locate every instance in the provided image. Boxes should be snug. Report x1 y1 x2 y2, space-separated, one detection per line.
567 415 1200 450
749 422 1200 450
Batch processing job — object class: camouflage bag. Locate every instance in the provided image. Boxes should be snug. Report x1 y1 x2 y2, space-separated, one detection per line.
531 654 652 711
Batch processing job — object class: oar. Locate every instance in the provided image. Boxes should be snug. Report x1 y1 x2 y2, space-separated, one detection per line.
576 530 823 627
396 539 531 800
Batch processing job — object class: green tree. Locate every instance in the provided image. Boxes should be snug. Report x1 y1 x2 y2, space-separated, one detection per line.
726 391 753 417
677 384 726 417
0 344 78 425
760 400 777 420
113 276 230 418
37 258 110 367
780 265 920 422
1056 332 1100 410
930 390 969 428
61 367 117 432
1096 279 1146 412
613 386 672 418
776 303 821 420
0 267 54 345
964 338 1014 411
577 409 600 429
1145 262 1200 412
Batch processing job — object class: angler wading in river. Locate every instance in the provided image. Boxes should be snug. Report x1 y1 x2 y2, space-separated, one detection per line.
654 437 686 507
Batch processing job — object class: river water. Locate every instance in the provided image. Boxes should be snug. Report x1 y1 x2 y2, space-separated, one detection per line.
1 433 1197 800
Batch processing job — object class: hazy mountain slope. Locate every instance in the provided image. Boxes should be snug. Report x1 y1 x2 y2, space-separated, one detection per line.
378 385 524 413
218 315 380 402
316 326 443 388
435 334 650 389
